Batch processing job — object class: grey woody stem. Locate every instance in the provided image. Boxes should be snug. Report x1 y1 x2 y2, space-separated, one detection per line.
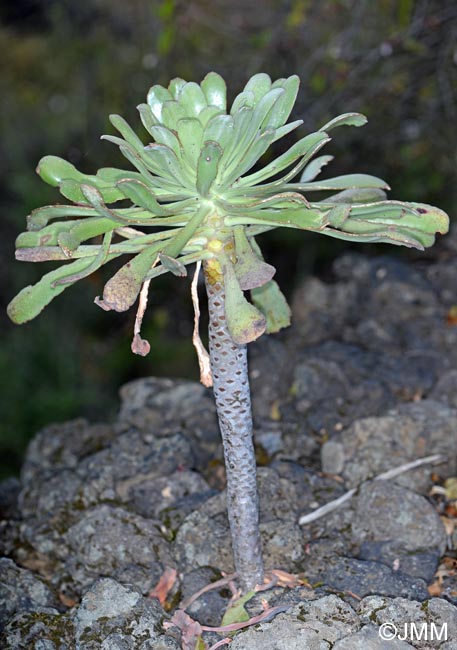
204 260 264 592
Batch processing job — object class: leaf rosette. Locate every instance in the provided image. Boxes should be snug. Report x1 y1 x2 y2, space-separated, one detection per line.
8 72 449 348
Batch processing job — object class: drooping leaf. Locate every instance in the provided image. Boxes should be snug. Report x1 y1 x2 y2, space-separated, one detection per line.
251 280 291 333
98 245 159 312
233 226 276 290
223 261 266 344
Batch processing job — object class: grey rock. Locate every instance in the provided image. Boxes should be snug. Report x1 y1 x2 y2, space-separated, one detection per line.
358 541 439 582
430 370 457 409
72 578 166 649
0 559 60 630
352 482 447 556
0 608 74 649
230 595 360 650
180 567 229 626
333 624 414 649
322 557 429 601
127 469 212 521
360 595 457 649
321 441 345 475
63 505 173 594
339 401 457 492
0 477 20 519
21 419 114 484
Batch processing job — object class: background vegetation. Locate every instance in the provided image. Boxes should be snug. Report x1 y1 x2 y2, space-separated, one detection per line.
1 0 456 478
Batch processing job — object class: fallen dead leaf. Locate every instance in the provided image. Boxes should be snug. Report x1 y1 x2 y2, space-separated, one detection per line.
446 306 457 326
167 609 203 650
58 593 78 608
149 567 177 606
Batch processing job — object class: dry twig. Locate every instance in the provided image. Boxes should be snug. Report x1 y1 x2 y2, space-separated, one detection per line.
299 454 444 525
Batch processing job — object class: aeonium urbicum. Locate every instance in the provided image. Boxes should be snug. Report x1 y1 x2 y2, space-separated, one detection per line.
8 72 449 592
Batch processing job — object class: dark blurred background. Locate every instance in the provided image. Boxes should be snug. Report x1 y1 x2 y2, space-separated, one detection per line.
0 0 456 478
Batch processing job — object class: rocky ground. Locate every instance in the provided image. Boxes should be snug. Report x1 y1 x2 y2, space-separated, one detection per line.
1 228 457 649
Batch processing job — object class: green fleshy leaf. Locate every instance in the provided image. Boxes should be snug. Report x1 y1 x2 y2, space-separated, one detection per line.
227 207 328 231
230 90 255 115
147 84 173 121
176 118 204 166
37 156 78 186
160 100 187 130
243 73 272 103
203 114 234 150
17 216 115 248
250 237 291 333
196 141 222 196
109 114 145 150
223 88 284 174
27 204 99 231
316 188 387 204
143 143 189 185
233 226 276 290
201 71 227 110
168 77 187 100
223 261 266 344
148 126 182 158
137 103 159 135
7 257 96 324
196 105 224 126
319 112 367 132
178 81 207 117
300 155 334 182
238 132 330 186
264 75 300 128
296 173 389 191
37 156 125 204
406 202 449 235
116 179 171 215
221 589 255 626
326 205 352 227
158 253 187 276
251 279 291 333
162 205 211 258
320 201 449 249
271 119 303 143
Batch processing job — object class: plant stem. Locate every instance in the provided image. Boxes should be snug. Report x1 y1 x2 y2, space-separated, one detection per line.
204 260 264 592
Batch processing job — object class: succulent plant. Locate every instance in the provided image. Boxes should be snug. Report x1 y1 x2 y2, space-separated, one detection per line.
8 72 449 591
